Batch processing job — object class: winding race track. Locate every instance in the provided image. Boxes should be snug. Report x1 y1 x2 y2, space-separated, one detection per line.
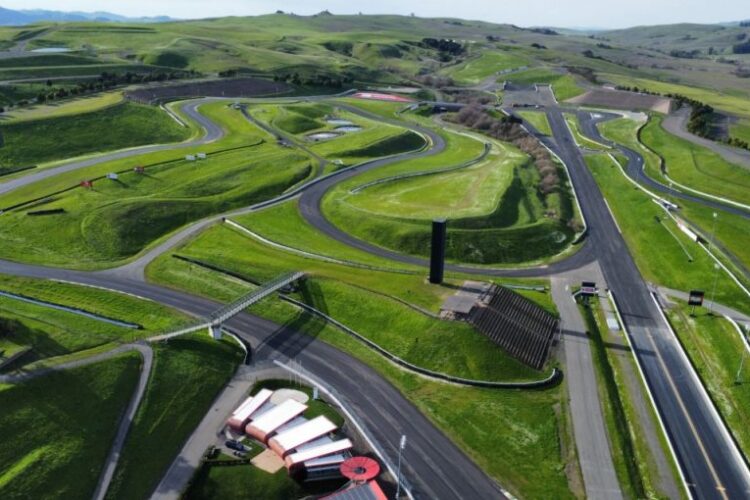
2 94 750 499
0 98 225 197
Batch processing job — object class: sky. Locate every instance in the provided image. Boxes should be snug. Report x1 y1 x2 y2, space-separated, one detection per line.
3 0 747 29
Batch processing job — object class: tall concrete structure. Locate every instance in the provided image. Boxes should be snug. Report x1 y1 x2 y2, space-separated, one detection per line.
430 219 447 284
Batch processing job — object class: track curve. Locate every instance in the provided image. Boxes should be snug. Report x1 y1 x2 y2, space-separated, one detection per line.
0 98 225 197
576 110 750 220
297 103 596 278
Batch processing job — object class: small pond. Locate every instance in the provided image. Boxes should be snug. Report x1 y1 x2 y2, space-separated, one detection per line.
308 131 341 141
326 118 354 126
31 47 72 53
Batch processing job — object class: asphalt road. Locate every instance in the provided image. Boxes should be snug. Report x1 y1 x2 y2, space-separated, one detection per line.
297 104 598 278
0 261 508 499
92 344 154 500
662 107 750 171
0 98 224 198
552 266 623 500
545 108 750 499
2 92 750 498
341 102 750 497
576 110 750 220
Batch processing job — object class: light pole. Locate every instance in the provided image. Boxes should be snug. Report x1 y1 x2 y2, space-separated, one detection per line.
395 435 407 499
737 325 749 385
709 263 721 315
709 212 718 251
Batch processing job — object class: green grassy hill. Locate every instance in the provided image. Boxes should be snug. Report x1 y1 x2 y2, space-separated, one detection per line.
0 14 745 105
0 101 190 170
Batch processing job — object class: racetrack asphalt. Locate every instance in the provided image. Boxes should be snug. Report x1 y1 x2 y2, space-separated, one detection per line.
0 98 225 197
545 108 750 499
0 262 508 499
2 93 750 498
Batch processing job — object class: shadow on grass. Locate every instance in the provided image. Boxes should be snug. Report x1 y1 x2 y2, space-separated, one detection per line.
254 281 328 361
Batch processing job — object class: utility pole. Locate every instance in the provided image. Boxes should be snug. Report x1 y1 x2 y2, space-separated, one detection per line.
395 435 407 499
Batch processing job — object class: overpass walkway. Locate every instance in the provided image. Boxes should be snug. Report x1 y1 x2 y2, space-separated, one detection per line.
149 272 304 342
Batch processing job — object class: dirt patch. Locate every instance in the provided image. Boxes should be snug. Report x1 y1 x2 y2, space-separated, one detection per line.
126 77 292 103
566 89 672 113
251 448 285 473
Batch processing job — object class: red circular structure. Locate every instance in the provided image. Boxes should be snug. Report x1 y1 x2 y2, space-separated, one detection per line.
340 456 380 481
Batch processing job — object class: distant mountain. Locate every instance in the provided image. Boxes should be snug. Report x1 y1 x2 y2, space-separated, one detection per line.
0 6 173 25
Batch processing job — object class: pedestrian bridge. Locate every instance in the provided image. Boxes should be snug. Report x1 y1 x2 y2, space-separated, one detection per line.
149 271 305 342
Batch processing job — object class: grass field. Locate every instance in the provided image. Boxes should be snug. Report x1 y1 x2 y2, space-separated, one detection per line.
504 68 584 101
564 113 611 151
667 303 750 459
233 199 419 270
0 101 320 268
600 74 750 121
598 115 750 271
1 90 124 123
586 153 749 314
340 138 521 220
444 50 530 85
580 300 647 498
0 143 310 268
322 118 577 265
106 335 243 500
0 64 168 82
0 101 190 169
296 277 547 380
0 101 243 206
0 54 102 68
0 354 141 499
186 464 306 500
730 118 750 144
0 274 190 368
517 110 552 135
640 115 750 207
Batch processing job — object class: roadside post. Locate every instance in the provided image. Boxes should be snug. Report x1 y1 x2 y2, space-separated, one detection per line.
395 434 407 499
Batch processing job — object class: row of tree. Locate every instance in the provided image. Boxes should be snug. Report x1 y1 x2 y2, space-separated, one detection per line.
272 72 354 88
33 70 196 105
616 85 749 151
448 105 569 215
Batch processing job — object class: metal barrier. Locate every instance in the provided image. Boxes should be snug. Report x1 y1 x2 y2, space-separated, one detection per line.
208 271 304 324
148 271 304 342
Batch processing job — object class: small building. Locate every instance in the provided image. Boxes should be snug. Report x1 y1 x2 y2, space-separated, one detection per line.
226 389 273 433
284 438 353 473
244 399 307 443
268 416 337 457
322 481 387 500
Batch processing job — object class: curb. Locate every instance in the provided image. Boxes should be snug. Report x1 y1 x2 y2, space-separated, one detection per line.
281 295 561 389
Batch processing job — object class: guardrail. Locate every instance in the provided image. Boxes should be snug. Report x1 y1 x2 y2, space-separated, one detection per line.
209 271 304 324
350 142 491 194
280 295 561 389
147 271 304 342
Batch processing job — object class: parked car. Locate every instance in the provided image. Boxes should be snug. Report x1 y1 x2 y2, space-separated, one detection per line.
225 439 244 451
